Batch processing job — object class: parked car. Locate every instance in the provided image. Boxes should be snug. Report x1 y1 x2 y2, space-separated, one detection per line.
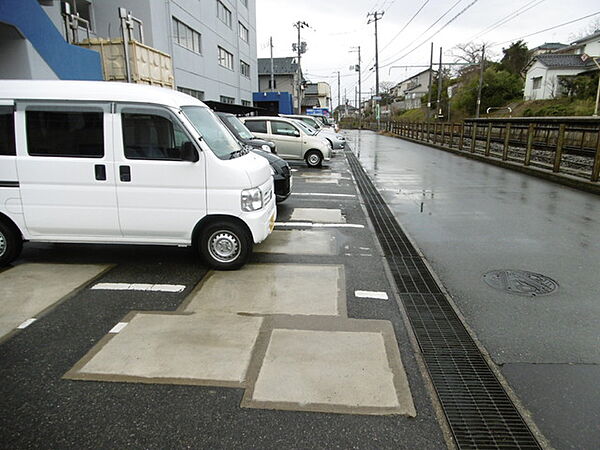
215 111 277 154
215 112 291 203
282 114 346 149
241 116 332 168
0 80 276 269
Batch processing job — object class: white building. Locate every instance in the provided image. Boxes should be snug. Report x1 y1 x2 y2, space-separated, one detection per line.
523 30 599 101
391 68 435 111
1 0 258 105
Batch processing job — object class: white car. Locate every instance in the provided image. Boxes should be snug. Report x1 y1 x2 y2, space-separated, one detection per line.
282 114 346 149
241 116 332 167
0 80 276 270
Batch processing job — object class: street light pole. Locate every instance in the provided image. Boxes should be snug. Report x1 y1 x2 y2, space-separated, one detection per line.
368 11 384 128
475 44 486 118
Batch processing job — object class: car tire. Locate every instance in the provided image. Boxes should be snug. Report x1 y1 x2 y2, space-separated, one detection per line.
305 150 323 168
0 219 23 267
198 221 252 270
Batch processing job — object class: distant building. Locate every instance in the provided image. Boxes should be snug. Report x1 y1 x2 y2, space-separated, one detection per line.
529 42 567 58
391 68 436 111
523 30 600 100
258 56 305 111
0 0 258 104
302 82 331 112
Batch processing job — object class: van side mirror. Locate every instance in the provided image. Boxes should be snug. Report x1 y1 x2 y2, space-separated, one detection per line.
181 141 199 162
293 130 300 137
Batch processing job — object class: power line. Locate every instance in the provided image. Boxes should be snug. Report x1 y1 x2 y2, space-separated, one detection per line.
491 10 600 47
467 0 546 43
378 0 465 66
379 0 432 54
380 0 480 68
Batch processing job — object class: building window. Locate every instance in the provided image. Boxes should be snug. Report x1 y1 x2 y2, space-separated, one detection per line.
241 100 251 106
239 22 249 42
173 18 202 54
532 76 542 90
268 79 277 89
240 60 250 78
68 0 93 31
218 46 234 70
220 96 235 104
26 110 104 158
0 107 16 156
217 1 232 27
177 87 205 100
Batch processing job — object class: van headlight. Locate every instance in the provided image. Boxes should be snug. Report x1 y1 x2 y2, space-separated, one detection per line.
241 188 263 212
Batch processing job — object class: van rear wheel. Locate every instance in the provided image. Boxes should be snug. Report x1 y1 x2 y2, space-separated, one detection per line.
0 220 23 267
199 221 252 270
305 150 323 168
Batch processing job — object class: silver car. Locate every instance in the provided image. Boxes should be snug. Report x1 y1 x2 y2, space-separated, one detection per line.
282 114 346 149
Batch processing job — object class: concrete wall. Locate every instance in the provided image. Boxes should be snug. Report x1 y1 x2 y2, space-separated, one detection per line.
0 24 58 79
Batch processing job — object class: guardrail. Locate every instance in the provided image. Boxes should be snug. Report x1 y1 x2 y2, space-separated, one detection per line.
367 118 600 184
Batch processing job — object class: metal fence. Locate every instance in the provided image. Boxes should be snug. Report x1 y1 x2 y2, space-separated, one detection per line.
367 118 600 183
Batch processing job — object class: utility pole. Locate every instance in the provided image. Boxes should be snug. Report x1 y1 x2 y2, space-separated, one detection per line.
350 46 362 118
475 44 486 118
269 36 274 92
292 21 309 114
367 11 384 96
436 46 443 119
337 71 341 112
592 57 600 116
426 42 434 121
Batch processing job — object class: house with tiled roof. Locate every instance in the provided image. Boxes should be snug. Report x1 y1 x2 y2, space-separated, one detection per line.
257 56 305 111
523 30 600 100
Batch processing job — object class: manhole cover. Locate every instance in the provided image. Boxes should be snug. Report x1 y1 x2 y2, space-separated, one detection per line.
482 270 558 297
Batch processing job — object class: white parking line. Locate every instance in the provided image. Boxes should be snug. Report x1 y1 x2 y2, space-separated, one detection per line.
275 222 364 229
17 318 37 329
109 322 128 334
91 283 186 293
354 290 389 300
291 193 356 198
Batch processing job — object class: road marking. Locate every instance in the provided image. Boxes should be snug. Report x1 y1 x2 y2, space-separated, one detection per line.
91 283 185 293
275 222 364 229
109 322 128 334
292 193 356 198
355 290 389 300
17 318 37 329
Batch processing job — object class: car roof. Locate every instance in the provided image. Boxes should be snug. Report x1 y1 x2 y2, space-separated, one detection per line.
243 116 293 121
0 80 206 109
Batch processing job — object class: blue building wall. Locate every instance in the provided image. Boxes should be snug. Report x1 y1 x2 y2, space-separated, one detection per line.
0 0 102 80
253 91 293 114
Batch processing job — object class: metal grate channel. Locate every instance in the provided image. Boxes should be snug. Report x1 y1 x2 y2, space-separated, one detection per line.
346 150 541 449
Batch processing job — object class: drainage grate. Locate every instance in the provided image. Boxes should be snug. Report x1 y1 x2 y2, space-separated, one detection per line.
346 150 541 449
483 270 559 297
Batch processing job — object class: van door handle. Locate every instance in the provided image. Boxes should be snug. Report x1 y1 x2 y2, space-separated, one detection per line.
94 164 107 181
119 165 131 182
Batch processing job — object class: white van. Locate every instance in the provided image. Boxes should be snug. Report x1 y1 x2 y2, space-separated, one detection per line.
0 81 276 269
241 116 332 167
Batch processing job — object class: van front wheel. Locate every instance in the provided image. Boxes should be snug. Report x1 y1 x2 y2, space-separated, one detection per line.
0 220 23 267
305 150 323 168
199 221 252 270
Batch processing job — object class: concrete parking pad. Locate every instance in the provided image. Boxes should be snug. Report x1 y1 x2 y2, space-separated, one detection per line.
300 172 342 179
66 312 263 387
184 264 346 317
290 208 345 223
255 230 336 255
243 316 415 416
0 263 108 340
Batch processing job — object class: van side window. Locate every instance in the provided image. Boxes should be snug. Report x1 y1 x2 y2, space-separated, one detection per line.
271 121 298 136
0 107 16 156
244 120 267 134
26 110 104 158
122 110 190 160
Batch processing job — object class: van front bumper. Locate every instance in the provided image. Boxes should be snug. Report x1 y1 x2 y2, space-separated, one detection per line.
245 195 276 244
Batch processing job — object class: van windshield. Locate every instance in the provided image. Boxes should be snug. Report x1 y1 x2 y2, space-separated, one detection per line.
224 115 254 140
181 106 242 159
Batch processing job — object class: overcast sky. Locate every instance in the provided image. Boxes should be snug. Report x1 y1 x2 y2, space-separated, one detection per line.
256 0 600 108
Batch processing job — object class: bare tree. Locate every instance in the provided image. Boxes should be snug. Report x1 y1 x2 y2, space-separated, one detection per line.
568 17 600 41
378 80 396 94
450 42 497 66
